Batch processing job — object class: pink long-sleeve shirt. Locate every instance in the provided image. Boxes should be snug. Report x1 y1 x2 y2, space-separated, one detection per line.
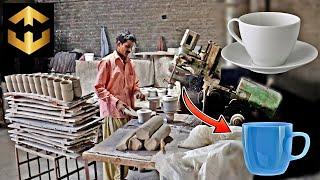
94 51 140 118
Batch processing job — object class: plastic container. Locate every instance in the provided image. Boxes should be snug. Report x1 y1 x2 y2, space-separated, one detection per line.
84 53 94 61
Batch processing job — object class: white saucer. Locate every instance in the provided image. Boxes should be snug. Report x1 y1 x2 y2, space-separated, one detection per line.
221 41 318 74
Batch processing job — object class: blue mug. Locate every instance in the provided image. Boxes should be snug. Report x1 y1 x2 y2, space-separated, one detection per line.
242 122 310 176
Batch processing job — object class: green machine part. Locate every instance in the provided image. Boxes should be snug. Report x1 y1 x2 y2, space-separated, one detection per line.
236 78 282 118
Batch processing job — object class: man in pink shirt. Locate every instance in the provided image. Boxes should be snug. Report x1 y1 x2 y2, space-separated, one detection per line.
94 31 145 180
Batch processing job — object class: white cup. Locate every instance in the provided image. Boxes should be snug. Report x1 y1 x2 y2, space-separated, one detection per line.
137 109 152 124
227 12 300 67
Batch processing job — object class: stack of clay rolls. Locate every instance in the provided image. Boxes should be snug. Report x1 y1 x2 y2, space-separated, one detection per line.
46 76 56 98
27 74 37 93
4 73 83 102
33 74 43 94
63 75 73 80
57 74 65 78
40 75 49 96
9 75 19 92
15 74 25 93
53 77 63 100
22 74 31 93
4 75 14 92
60 80 74 102
69 76 82 98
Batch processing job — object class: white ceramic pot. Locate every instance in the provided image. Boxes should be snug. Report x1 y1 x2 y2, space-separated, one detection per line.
156 88 167 98
148 88 157 97
162 95 178 113
137 109 152 124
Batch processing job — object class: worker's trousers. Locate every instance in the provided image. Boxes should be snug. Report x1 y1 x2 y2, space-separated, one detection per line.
103 117 129 180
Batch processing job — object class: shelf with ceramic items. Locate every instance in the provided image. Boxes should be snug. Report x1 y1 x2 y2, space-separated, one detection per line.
4 84 102 158
4 73 84 104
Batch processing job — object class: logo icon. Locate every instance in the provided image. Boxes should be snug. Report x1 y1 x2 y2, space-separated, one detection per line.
8 6 50 55
4 3 54 56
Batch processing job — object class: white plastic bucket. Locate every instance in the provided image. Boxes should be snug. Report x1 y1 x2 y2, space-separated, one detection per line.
84 53 94 61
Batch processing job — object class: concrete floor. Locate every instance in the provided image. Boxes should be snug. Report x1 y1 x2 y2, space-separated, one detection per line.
0 127 103 180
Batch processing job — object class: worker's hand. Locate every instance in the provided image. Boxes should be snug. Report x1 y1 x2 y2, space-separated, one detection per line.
116 100 126 112
135 91 145 101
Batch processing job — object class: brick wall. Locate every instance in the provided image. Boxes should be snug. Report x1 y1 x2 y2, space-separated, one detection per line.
42 0 247 55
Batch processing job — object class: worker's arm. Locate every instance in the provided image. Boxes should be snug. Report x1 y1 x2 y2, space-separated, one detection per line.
94 60 119 108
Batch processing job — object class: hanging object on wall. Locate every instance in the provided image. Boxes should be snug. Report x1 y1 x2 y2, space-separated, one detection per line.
157 36 166 51
100 26 110 58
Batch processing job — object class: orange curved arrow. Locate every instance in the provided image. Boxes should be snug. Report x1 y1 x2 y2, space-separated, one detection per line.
182 87 231 133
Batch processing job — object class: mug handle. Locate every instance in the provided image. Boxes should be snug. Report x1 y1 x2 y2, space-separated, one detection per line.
289 132 310 161
227 18 244 46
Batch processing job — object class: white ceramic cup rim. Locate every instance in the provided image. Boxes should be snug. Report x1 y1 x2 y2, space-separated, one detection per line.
238 12 300 28
137 109 152 114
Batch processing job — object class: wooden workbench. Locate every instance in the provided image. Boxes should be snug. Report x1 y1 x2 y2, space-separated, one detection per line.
82 114 198 180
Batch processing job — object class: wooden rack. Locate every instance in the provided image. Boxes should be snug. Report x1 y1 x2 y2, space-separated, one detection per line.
5 92 102 159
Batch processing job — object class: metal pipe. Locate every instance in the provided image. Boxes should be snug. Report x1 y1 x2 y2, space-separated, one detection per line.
15 147 22 180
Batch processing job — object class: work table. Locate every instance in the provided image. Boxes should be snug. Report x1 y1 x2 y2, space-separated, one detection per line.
82 114 198 179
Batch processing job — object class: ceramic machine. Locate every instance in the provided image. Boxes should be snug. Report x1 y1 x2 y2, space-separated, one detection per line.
168 29 283 125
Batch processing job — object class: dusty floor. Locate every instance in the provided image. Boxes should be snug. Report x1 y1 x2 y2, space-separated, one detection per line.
0 127 103 180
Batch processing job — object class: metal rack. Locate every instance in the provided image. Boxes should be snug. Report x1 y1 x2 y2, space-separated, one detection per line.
15 144 97 180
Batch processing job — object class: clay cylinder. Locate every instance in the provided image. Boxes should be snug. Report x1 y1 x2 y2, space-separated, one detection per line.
60 80 74 102
57 74 65 78
162 95 178 113
40 75 49 96
16 74 25 93
63 75 73 80
148 97 160 111
51 73 60 78
11 75 20 92
53 78 63 100
137 109 152 124
148 88 158 97
28 74 37 94
46 76 56 98
157 88 167 98
33 75 43 95
4 75 14 92
69 76 82 98
22 74 31 93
